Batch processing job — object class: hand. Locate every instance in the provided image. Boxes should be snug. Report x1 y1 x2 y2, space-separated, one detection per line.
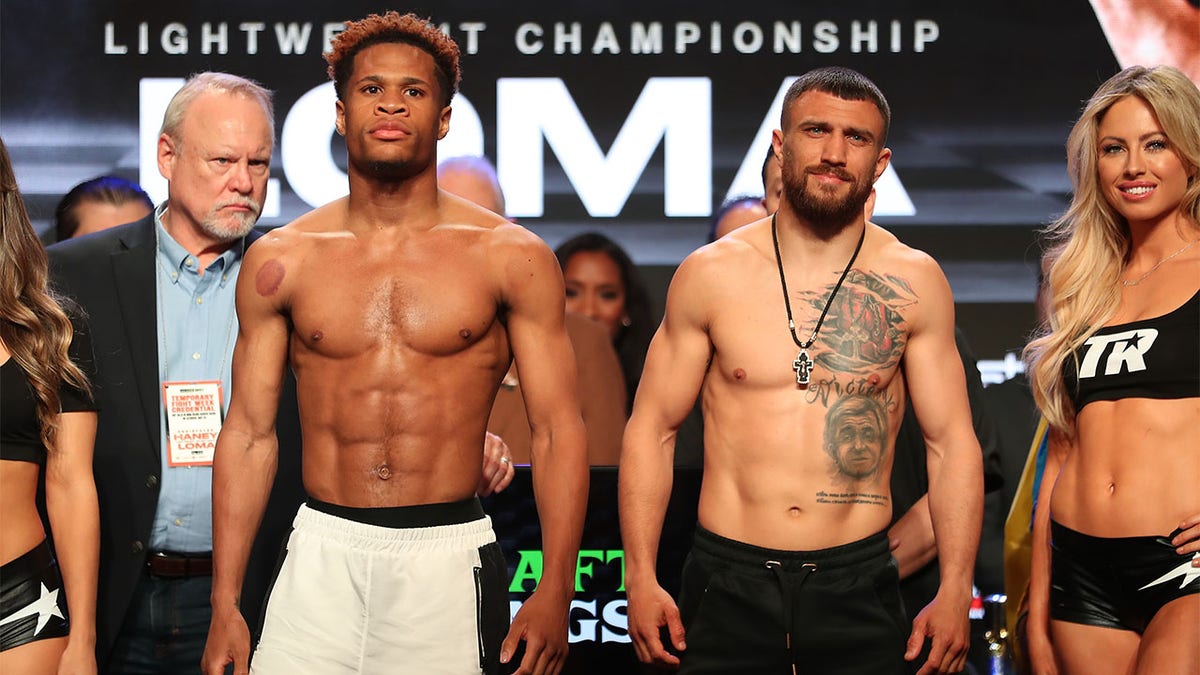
887 496 936 579
56 639 97 675
1025 622 1059 675
201 605 251 675
501 587 570 675
905 589 970 674
478 432 515 497
626 581 686 669
1170 512 1200 562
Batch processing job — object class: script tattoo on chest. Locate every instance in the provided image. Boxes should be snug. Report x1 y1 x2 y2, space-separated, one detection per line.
804 376 898 411
798 269 915 376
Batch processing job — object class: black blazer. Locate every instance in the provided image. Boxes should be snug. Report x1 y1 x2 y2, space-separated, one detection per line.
47 215 305 668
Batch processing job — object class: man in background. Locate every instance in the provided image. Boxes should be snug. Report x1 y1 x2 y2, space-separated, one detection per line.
54 175 153 241
48 72 306 674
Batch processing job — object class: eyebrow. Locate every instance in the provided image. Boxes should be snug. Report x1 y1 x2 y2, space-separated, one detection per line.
795 118 877 143
355 74 430 87
1098 131 1167 144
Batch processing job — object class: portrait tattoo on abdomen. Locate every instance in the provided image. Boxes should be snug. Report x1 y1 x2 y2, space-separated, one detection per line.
822 394 888 489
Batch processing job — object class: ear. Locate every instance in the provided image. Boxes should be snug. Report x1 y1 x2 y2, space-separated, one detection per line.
437 105 452 141
771 128 784 161
157 134 177 181
873 147 892 182
335 99 346 136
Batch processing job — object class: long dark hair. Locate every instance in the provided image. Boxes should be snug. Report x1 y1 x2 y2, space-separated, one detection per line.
1 137 91 448
555 232 655 413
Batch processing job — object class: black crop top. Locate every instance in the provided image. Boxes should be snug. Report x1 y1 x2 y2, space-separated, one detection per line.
1067 289 1200 411
1 320 98 465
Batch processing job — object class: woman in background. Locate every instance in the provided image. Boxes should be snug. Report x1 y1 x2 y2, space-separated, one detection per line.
1024 65 1200 674
0 138 100 675
555 232 655 415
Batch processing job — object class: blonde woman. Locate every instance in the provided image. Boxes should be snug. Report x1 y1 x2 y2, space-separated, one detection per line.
1025 66 1200 674
0 138 100 675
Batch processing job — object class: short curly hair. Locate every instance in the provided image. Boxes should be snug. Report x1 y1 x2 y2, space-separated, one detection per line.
326 12 461 107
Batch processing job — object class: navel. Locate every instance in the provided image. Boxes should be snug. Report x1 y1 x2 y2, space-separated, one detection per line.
255 259 285 297
788 506 802 518
375 463 392 481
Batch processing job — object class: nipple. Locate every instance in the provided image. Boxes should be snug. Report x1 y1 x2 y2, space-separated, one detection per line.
733 368 747 381
459 328 472 340
312 330 323 342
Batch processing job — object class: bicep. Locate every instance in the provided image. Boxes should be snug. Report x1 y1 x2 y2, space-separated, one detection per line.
225 253 292 431
628 264 712 433
903 271 973 449
502 242 579 427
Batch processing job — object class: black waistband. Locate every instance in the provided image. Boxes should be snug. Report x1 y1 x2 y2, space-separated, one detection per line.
693 524 890 571
1051 520 1178 554
1 538 54 578
305 496 485 528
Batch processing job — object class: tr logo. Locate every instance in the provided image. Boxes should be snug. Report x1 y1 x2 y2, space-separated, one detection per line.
1077 329 1159 378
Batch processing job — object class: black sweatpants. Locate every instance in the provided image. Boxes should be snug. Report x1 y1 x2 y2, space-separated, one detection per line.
677 526 908 674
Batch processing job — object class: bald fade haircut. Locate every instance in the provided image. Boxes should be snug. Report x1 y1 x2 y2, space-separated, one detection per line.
782 66 891 146
326 12 461 107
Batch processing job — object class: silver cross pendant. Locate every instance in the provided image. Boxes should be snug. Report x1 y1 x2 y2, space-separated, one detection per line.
792 350 812 386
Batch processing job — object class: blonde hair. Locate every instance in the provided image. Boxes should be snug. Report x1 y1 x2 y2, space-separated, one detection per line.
1025 65 1200 435
0 137 91 449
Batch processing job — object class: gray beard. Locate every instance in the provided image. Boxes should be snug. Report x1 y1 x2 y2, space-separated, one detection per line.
200 208 258 242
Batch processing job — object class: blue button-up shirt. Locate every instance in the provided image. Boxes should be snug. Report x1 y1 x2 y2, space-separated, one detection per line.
151 205 243 553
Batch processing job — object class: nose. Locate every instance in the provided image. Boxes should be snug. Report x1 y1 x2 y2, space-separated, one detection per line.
578 293 600 320
377 93 407 115
821 134 848 166
228 160 253 194
1123 146 1145 177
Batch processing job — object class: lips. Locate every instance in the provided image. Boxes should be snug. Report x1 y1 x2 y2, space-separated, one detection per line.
217 199 261 217
370 123 411 140
806 164 854 183
845 448 875 463
1117 182 1156 201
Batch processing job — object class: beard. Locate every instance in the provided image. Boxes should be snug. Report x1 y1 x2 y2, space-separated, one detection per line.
782 160 874 237
200 197 261 242
362 158 420 182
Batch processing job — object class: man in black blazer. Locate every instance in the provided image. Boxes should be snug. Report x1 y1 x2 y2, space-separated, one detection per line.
48 72 304 674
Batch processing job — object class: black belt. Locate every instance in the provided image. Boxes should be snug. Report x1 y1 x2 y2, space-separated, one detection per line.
146 552 212 578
